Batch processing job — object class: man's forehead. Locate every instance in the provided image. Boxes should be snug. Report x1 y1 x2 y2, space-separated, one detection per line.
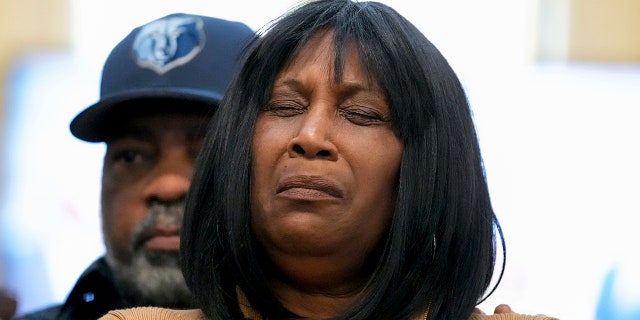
105 112 210 142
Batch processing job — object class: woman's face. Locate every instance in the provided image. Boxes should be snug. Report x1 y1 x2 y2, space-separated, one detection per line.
251 30 403 283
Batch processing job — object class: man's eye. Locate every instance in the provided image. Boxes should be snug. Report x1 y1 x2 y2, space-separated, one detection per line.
114 150 140 163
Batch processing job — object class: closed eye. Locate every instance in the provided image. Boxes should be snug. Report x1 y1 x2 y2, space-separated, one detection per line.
339 106 390 126
262 101 307 117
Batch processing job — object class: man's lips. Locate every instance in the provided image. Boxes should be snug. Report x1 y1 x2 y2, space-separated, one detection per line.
141 226 180 251
277 175 344 199
145 235 180 251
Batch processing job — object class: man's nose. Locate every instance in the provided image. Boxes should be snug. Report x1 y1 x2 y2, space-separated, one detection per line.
143 149 193 204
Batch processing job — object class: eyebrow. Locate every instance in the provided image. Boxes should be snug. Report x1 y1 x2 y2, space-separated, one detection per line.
273 79 305 92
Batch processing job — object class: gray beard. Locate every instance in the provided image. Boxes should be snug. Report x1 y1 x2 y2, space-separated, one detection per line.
105 201 195 309
106 250 193 308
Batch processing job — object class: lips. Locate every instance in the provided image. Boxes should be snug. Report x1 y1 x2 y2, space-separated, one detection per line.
139 226 181 252
277 175 344 199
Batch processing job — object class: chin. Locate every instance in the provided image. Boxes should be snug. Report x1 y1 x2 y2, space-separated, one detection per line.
107 249 195 309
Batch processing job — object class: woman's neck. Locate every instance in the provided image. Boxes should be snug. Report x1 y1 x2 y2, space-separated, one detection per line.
271 277 365 319
260 238 382 318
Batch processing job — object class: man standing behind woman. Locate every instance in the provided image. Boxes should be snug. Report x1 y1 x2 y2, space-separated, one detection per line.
14 12 255 320
1 287 17 319
101 0 557 319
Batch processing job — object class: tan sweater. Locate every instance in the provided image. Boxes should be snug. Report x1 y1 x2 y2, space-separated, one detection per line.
99 306 558 320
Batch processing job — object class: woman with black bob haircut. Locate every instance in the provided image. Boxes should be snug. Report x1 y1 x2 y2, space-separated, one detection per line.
101 1 556 319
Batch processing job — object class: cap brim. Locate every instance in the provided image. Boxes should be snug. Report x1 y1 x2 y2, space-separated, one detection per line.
70 88 221 142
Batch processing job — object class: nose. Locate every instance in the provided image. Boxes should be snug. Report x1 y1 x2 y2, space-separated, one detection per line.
144 148 193 205
287 106 338 161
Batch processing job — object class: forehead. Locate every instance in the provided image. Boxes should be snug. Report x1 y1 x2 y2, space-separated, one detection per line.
279 30 377 87
105 112 210 142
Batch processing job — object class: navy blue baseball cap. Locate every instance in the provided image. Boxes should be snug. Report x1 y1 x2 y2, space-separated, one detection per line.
70 13 255 142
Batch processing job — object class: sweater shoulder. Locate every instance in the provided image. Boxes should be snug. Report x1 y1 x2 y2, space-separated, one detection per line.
469 313 558 320
98 307 205 320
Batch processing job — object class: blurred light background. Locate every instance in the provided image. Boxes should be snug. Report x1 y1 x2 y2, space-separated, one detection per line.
1 1 639 319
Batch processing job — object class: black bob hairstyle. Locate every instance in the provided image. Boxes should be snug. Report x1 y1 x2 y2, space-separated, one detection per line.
181 0 505 319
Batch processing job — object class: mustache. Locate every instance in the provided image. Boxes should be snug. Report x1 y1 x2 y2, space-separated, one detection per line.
131 200 185 252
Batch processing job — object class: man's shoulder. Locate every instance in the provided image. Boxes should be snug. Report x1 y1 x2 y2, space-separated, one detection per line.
13 257 123 320
12 305 62 320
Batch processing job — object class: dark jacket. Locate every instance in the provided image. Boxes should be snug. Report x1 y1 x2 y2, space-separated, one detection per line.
13 257 126 320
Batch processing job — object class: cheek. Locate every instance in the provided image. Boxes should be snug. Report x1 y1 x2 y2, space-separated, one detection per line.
251 118 289 189
375 140 403 190
354 134 403 213
250 118 291 231
364 143 402 248
101 169 146 262
353 129 402 173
